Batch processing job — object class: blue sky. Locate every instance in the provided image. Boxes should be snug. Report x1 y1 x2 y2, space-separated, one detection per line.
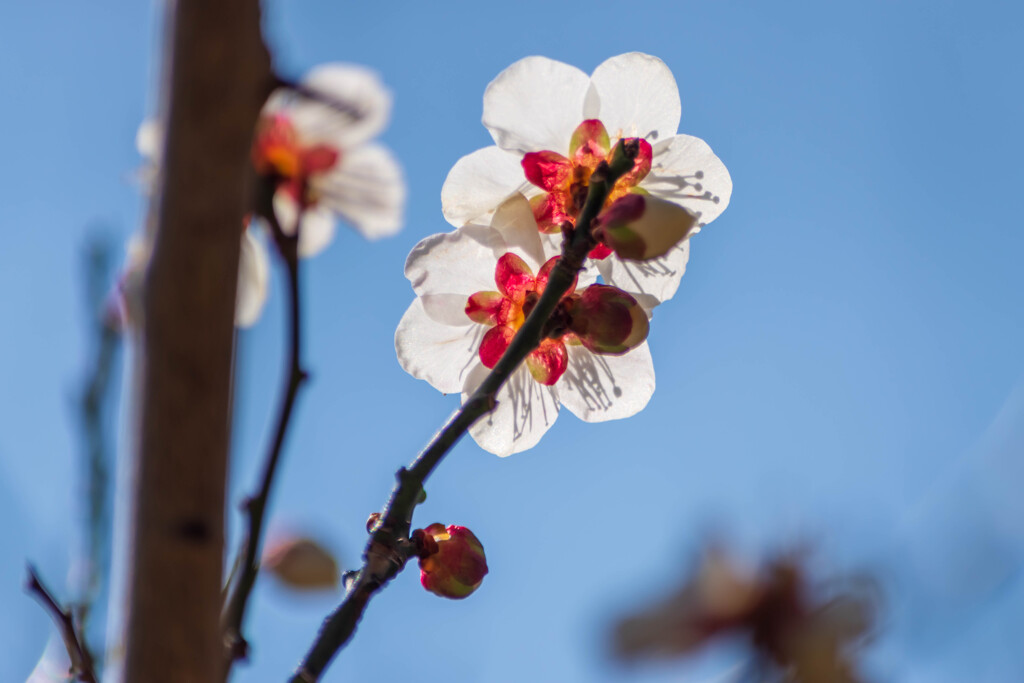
3 0 1024 680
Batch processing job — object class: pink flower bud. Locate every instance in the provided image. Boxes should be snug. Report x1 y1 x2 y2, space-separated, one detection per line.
417 523 488 599
593 193 698 261
569 285 649 354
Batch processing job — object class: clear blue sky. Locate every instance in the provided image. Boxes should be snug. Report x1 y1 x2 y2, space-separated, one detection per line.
2 0 1024 680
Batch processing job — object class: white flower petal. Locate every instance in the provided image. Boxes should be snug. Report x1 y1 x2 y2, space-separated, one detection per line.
296 205 336 257
441 146 528 227
134 119 163 193
236 230 270 328
136 119 162 161
25 636 71 683
482 56 591 154
272 195 337 258
576 261 602 289
489 193 546 268
539 232 562 260
121 232 152 329
421 293 474 327
396 298 483 394
595 240 691 305
558 342 655 423
587 52 681 145
463 364 560 457
645 134 732 229
316 142 406 239
404 224 505 297
269 63 393 149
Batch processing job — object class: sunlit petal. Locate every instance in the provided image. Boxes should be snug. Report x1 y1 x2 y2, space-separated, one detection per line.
396 298 483 394
441 146 528 227
236 230 270 328
315 142 405 239
463 364 560 457
645 134 732 230
587 52 681 145
558 342 654 423
483 56 590 154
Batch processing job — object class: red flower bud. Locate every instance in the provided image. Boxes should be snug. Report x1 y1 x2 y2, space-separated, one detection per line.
417 523 488 599
569 285 649 354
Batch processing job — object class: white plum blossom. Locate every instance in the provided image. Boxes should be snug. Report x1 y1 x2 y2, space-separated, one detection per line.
130 63 405 327
254 62 406 242
395 194 655 457
119 227 269 330
441 52 731 305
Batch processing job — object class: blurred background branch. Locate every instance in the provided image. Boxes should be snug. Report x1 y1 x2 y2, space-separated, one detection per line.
73 235 122 673
25 565 97 683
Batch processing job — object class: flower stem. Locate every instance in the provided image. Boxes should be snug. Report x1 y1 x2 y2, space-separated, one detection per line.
289 140 640 682
222 184 309 675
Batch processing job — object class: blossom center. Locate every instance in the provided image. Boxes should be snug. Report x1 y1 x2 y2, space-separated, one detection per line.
465 253 579 386
252 113 341 204
463 252 650 386
521 119 652 260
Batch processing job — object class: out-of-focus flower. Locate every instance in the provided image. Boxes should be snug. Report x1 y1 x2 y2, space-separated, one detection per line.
128 63 404 327
24 635 72 682
262 535 340 591
117 227 269 330
416 523 488 599
441 52 731 304
613 547 878 683
395 193 655 456
254 63 406 242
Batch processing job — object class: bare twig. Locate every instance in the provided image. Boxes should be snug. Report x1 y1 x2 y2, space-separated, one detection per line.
222 180 309 673
25 565 98 683
290 141 641 682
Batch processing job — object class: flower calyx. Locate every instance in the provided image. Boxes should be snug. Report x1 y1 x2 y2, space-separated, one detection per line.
252 115 337 216
415 523 488 599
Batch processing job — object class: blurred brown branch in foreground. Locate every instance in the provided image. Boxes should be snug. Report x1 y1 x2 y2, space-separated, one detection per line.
122 1 271 681
613 545 879 683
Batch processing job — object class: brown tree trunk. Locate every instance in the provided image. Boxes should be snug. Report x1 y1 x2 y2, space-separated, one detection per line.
123 1 270 681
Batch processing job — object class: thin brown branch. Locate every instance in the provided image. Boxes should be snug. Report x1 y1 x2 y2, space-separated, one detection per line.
122 0 272 681
273 76 369 122
25 565 97 683
222 183 309 674
289 140 641 682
